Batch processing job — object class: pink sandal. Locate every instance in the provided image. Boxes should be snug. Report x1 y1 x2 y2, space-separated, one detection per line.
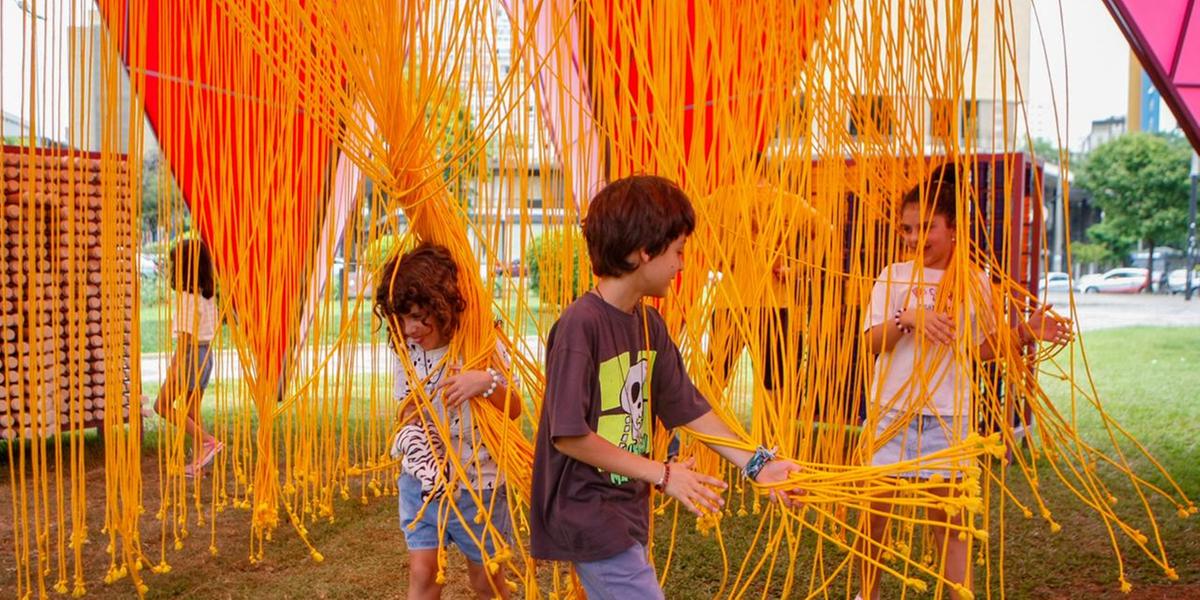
184 440 224 478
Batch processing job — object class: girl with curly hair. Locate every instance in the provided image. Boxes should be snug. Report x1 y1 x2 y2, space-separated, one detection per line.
373 241 521 600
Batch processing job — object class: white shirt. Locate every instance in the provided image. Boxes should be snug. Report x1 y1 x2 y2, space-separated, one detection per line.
864 261 994 416
173 291 217 342
392 339 517 491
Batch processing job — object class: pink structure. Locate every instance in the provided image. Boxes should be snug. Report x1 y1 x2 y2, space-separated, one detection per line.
1104 0 1200 151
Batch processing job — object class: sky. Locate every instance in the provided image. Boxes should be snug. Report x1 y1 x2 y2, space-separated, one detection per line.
0 0 1183 153
0 0 97 141
1024 0 1178 151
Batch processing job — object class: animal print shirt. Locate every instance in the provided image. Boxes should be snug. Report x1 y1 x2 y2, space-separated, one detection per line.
390 340 515 497
529 293 710 562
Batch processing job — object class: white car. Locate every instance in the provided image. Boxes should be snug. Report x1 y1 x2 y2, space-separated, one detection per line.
1039 271 1071 292
1167 268 1200 294
1075 268 1149 294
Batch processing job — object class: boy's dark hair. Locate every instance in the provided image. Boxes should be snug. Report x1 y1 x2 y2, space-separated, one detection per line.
168 238 215 299
901 164 960 226
373 242 467 342
583 175 696 277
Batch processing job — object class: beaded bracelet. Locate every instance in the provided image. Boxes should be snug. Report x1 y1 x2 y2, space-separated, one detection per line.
655 462 671 491
742 446 777 481
893 309 912 334
481 367 501 398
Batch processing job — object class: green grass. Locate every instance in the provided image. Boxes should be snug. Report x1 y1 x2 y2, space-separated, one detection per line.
137 287 547 355
4 326 1197 598
652 326 1200 598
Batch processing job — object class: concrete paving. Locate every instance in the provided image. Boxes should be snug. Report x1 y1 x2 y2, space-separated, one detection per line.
1042 290 1200 331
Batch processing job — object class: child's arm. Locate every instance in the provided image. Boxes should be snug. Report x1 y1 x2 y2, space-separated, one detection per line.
553 432 728 516
864 308 956 354
978 304 1073 361
437 368 520 419
683 410 804 505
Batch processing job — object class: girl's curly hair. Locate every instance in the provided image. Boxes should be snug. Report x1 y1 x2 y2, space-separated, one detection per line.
373 242 467 345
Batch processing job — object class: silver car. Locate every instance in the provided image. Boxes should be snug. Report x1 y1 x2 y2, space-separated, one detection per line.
1075 268 1150 294
1167 268 1200 294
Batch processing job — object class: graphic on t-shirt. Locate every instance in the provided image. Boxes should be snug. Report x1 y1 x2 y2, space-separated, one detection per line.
909 285 936 309
596 350 656 485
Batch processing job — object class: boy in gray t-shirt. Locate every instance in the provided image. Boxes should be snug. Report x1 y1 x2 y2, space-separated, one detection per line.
530 175 804 599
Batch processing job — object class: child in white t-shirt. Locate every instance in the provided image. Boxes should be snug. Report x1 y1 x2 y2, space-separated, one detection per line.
150 238 222 477
857 167 1072 600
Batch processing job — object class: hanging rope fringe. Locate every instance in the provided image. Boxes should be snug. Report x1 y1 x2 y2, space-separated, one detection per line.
0 0 1191 598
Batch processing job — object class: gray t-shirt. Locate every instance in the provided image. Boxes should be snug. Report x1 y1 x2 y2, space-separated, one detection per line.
530 293 711 562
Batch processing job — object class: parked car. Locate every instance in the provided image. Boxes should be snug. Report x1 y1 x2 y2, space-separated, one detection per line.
1167 268 1200 294
1074 268 1149 294
1039 271 1071 292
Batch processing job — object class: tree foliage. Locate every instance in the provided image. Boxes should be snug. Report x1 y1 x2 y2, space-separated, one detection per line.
527 227 590 306
1074 132 1192 274
1069 241 1119 269
140 153 187 238
1027 136 1063 165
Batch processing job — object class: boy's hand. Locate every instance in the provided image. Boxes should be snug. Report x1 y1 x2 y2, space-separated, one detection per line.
753 459 805 509
662 456 727 516
437 368 493 410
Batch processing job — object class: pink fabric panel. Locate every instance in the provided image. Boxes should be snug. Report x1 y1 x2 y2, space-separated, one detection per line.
1118 0 1190 70
1179 88 1200 121
1174 6 1200 84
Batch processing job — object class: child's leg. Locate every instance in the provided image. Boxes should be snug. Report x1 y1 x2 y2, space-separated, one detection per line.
857 494 895 600
573 542 662 600
448 488 511 599
399 474 445 598
153 353 212 446
928 488 971 599
407 549 443 600
465 560 507 599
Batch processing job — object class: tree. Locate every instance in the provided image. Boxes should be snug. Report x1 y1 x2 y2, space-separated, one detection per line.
1074 132 1192 288
527 227 590 307
1069 241 1119 272
140 153 187 240
1027 136 1063 165
426 90 484 210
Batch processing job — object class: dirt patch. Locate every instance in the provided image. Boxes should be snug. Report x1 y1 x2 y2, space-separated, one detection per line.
0 438 487 599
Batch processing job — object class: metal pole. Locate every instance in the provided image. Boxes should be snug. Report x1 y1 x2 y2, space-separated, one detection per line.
1052 164 1065 273
1186 152 1198 300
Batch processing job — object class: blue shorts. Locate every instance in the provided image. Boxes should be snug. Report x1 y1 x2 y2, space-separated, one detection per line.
397 473 510 564
574 542 663 600
179 341 213 392
870 410 971 480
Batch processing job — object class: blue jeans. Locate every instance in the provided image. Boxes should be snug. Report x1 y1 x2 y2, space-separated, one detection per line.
397 473 510 564
574 542 664 600
870 410 971 479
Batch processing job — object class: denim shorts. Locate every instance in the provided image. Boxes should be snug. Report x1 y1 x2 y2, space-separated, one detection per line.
397 473 510 564
870 410 972 479
179 341 213 392
574 542 664 600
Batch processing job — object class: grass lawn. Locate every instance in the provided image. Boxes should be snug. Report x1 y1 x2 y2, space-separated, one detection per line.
1 326 1196 599
138 286 546 355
